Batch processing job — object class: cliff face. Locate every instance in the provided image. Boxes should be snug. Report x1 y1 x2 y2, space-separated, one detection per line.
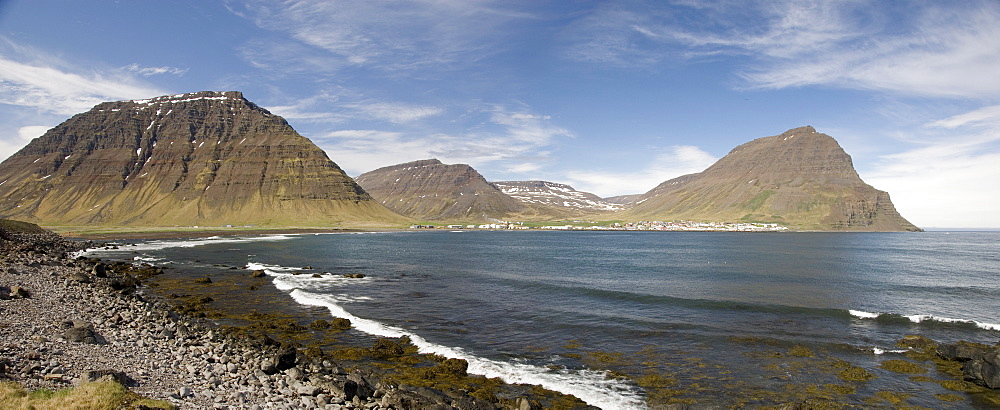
0 91 407 227
622 126 920 231
355 159 525 221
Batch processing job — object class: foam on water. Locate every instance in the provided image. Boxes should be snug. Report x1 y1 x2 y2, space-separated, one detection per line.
849 309 1000 331
248 262 646 409
78 234 296 257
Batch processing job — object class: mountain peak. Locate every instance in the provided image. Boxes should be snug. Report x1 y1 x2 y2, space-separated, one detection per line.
0 91 405 227
624 127 919 231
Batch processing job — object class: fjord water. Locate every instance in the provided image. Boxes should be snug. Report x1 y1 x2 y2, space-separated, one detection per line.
95 231 1000 408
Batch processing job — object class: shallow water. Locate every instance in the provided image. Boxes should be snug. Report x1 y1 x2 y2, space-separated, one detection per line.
86 231 1000 408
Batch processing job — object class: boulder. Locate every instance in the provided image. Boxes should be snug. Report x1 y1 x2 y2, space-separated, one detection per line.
64 326 100 344
938 342 1000 389
82 369 134 386
9 285 29 299
964 349 1000 389
92 263 107 278
345 371 376 400
250 270 266 278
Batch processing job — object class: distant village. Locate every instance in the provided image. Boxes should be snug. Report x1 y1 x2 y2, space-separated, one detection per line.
410 220 789 232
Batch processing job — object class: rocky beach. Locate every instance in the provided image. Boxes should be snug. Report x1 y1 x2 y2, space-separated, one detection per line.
0 223 575 409
4 223 1000 409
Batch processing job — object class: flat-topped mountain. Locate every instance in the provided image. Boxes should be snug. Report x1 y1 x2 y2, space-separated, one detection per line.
355 159 524 221
0 91 407 228
620 126 920 231
492 181 623 212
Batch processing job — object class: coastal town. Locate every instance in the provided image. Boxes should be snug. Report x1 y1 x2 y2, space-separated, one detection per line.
410 220 789 232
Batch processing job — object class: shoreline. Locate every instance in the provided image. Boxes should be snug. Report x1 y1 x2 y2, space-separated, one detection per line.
5 227 1000 408
0 227 593 409
55 228 396 241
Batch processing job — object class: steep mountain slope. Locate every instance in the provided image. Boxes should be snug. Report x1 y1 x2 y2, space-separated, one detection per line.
355 159 524 221
0 91 407 228
492 181 623 213
621 126 920 231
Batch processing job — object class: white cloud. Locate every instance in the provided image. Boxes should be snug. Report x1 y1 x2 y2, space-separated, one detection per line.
868 145 1000 228
563 145 717 197
566 1 1000 99
0 39 165 115
866 106 1000 228
123 63 189 77
346 102 444 123
0 125 51 162
314 105 572 176
232 0 531 73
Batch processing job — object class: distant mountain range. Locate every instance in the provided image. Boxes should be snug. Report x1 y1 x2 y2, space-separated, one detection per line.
356 127 918 231
0 92 919 231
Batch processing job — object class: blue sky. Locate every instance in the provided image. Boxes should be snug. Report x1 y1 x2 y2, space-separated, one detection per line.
1 0 998 228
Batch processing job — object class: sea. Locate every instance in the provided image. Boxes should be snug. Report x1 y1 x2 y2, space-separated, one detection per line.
83 231 1000 408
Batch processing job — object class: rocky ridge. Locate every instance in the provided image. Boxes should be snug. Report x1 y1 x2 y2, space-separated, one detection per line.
0 91 405 228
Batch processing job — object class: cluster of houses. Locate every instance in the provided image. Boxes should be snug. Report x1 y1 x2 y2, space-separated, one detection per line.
410 220 788 232
409 223 529 230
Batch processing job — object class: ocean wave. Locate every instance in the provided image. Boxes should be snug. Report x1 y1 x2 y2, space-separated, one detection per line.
80 234 296 256
246 262 372 293
285 289 646 409
849 309 1000 331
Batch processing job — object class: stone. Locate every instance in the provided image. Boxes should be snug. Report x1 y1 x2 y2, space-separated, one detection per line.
297 383 321 396
92 263 107 278
964 349 1000 389
285 366 304 381
250 270 266 278
82 370 134 386
9 285 30 299
64 326 99 344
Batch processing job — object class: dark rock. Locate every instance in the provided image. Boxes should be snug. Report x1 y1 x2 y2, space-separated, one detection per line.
938 342 1000 389
250 270 266 278
69 271 91 283
346 371 376 401
82 369 135 386
64 326 100 344
964 349 1000 389
92 263 107 278
9 285 30 299
380 385 451 409
938 342 991 362
194 277 213 284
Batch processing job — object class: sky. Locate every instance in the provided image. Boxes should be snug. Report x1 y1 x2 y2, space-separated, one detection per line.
0 0 998 228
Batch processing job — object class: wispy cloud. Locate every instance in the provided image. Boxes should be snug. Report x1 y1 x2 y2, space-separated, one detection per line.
866 105 1000 227
314 105 571 176
564 1 1000 99
563 145 717 197
0 38 164 115
231 0 532 73
123 63 189 77
345 102 444 123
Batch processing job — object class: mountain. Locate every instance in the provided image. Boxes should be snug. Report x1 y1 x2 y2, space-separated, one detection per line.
491 181 623 213
602 194 644 206
0 91 407 228
620 126 920 231
355 159 524 221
